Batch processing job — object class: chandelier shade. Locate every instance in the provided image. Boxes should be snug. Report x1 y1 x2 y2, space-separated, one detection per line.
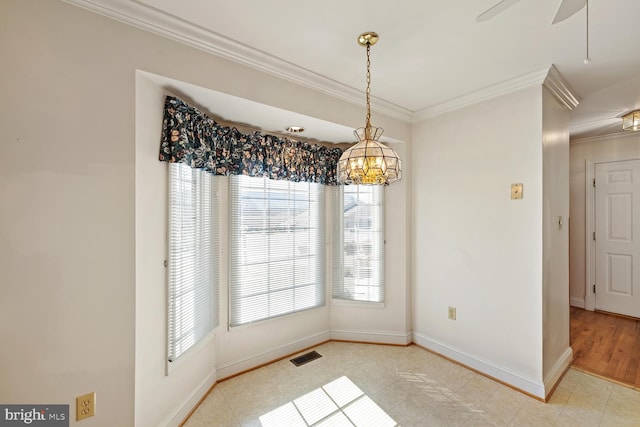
337 32 402 185
337 126 401 185
622 110 640 131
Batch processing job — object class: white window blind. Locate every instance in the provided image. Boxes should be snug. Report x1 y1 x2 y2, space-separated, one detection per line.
332 185 384 302
167 162 219 362
229 175 325 327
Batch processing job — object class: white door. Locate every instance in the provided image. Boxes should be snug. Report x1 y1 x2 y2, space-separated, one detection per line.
594 159 640 317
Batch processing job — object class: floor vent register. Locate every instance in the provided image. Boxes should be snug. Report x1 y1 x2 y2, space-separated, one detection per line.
290 351 322 367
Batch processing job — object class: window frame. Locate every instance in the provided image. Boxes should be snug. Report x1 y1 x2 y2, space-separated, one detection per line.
167 162 219 363
228 175 326 328
332 185 385 304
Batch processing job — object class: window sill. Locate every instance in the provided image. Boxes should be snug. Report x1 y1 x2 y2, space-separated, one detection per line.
166 328 217 376
331 299 385 308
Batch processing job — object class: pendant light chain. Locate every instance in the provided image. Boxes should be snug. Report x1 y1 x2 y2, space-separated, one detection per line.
365 42 372 128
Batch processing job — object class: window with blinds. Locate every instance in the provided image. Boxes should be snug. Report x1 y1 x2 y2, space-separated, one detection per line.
332 185 384 303
229 175 325 327
167 163 219 362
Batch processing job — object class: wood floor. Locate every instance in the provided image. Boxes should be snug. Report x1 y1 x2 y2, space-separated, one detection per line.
570 306 640 388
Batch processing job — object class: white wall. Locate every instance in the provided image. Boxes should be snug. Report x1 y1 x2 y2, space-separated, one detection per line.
1 2 136 426
569 132 640 307
411 87 546 397
541 88 572 392
1 1 411 426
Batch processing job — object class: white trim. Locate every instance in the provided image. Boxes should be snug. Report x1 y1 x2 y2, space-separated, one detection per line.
543 347 573 398
63 1 583 126
413 68 551 122
413 65 580 122
571 131 640 145
412 332 545 399
166 330 215 376
331 299 385 308
160 367 217 427
330 329 412 345
62 0 412 123
215 330 331 379
570 297 585 308
585 156 596 311
542 65 580 110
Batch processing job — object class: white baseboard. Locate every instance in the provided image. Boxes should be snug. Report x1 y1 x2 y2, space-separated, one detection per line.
412 332 546 399
162 367 217 427
215 328 410 380
570 297 585 309
331 329 412 345
215 330 332 379
543 347 573 398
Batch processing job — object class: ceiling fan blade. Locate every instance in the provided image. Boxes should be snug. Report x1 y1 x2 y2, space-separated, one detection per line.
552 0 587 24
476 0 523 22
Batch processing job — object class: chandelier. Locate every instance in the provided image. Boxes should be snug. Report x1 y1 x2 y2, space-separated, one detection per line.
337 32 402 185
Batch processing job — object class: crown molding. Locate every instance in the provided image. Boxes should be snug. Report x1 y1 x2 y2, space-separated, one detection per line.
412 65 581 123
62 0 413 123
570 129 640 145
412 68 551 122
543 65 580 110
61 1 583 126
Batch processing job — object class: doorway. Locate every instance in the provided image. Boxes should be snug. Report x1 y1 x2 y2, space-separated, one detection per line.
570 307 640 388
587 158 640 318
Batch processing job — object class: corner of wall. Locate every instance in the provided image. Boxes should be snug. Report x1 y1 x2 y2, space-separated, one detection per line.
412 332 547 399
543 347 573 401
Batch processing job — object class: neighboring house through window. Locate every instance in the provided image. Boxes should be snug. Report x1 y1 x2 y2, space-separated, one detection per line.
229 175 326 326
333 185 385 303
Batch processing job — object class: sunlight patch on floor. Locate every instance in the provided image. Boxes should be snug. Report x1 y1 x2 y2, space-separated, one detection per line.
259 376 396 427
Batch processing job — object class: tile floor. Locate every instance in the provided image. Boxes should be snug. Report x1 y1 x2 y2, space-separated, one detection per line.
183 341 640 426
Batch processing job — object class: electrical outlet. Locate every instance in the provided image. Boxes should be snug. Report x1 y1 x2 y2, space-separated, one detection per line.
448 306 456 320
76 392 96 421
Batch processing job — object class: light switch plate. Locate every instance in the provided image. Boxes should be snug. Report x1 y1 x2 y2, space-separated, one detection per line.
511 183 523 200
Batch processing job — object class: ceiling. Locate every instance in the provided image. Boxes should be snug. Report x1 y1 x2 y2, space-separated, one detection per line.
69 0 640 141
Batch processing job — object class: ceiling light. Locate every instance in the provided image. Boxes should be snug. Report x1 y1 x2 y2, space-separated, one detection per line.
622 110 640 131
337 32 401 185
286 126 304 133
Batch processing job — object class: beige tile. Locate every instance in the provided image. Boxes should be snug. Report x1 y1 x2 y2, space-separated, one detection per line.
475 385 527 425
509 398 561 426
375 381 433 424
432 362 476 393
600 384 640 426
182 341 640 427
555 405 604 427
453 374 501 410
417 402 475 427
600 414 640 427
563 376 612 415
560 368 584 390
185 409 241 427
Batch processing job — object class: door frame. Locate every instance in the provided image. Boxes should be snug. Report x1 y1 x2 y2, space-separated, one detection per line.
585 154 640 311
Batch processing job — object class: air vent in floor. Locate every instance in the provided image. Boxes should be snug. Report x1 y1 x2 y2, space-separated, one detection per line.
290 350 322 367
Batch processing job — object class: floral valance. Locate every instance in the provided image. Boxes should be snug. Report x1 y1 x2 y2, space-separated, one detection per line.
159 96 343 185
